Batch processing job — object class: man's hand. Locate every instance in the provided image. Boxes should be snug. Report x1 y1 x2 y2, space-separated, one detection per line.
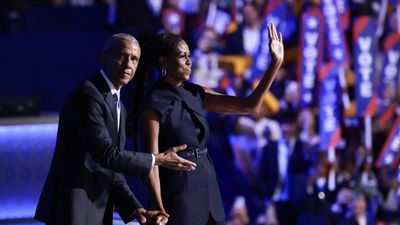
134 208 169 225
154 144 196 171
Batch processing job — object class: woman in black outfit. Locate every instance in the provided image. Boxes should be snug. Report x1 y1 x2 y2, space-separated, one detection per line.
138 24 284 225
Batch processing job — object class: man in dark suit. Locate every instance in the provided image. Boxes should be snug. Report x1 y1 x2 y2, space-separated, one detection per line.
35 33 196 225
223 2 261 56
259 112 312 225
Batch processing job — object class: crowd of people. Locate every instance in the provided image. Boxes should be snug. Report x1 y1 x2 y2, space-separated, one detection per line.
1 0 400 225
137 1 400 224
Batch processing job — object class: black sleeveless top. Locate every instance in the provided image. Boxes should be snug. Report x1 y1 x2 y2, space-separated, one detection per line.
142 78 225 224
144 78 210 151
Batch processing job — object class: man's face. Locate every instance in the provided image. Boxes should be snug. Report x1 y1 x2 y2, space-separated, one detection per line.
101 39 141 90
281 121 296 140
198 30 217 53
243 4 259 27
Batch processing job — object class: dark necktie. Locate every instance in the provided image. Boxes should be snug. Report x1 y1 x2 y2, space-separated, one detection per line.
112 93 120 130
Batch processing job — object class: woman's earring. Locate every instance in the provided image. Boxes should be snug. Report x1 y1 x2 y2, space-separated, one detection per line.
161 68 167 76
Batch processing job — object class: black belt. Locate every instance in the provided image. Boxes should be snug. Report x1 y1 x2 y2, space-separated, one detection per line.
182 146 208 158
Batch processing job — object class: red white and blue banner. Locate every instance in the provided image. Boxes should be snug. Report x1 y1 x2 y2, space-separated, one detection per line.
321 0 349 67
335 0 350 30
205 1 231 36
298 7 324 108
376 117 400 168
319 62 342 150
262 0 296 40
249 0 296 81
353 16 379 117
378 33 400 119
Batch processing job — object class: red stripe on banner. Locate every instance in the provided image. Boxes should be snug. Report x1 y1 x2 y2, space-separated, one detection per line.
329 127 342 148
265 0 282 16
384 33 400 52
378 103 396 126
353 16 370 44
310 7 324 17
319 61 335 81
230 0 237 21
341 11 350 29
364 93 378 116
375 117 400 168
219 77 230 90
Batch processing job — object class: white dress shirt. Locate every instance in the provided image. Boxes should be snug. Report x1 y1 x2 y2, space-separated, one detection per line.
100 69 155 166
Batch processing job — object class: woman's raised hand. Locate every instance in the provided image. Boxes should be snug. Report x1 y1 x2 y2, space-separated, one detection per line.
268 23 284 65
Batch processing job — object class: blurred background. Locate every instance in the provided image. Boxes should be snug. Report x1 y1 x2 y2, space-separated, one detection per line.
1 0 400 224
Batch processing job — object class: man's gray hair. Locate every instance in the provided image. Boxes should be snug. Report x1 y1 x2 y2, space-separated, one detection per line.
103 33 139 52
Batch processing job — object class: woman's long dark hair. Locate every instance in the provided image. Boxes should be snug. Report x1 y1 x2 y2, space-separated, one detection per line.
129 32 184 151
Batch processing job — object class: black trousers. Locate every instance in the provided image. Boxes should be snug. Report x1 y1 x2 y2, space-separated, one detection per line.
275 201 297 225
207 213 226 225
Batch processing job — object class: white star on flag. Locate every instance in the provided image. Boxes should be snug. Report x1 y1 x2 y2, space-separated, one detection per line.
307 17 319 29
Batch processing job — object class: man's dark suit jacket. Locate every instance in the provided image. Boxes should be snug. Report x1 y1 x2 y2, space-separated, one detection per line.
223 25 245 55
35 73 153 225
259 139 312 200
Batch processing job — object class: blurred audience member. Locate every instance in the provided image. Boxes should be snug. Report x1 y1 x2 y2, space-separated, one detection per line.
377 166 400 225
191 27 224 89
223 2 261 56
160 0 185 34
259 111 313 225
227 196 250 225
253 0 267 17
298 155 337 225
229 113 279 188
334 190 375 225
204 0 234 36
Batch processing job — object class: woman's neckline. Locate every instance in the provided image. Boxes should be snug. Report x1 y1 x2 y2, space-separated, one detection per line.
161 76 184 88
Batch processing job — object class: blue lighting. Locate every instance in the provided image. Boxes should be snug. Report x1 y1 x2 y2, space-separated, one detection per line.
0 124 57 220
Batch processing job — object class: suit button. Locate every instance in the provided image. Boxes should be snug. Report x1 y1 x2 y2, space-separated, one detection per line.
202 163 206 168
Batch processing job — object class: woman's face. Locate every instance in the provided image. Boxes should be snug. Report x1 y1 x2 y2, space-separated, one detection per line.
165 40 192 83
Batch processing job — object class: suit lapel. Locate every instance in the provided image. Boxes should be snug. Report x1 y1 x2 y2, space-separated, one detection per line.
90 73 118 135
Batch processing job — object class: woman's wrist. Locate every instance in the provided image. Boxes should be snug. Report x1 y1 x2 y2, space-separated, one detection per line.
270 58 283 67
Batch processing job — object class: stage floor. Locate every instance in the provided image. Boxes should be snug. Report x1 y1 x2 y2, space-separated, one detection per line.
0 218 139 225
0 115 138 225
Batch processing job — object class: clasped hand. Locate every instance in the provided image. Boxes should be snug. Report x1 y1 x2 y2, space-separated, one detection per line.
134 208 169 225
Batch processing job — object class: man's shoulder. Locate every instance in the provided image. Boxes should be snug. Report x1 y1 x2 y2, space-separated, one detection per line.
70 80 98 98
65 75 106 105
76 74 106 95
